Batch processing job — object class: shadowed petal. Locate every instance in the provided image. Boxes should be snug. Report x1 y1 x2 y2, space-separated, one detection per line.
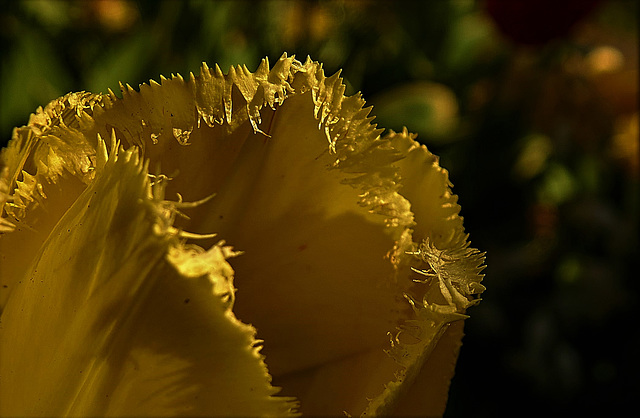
0 142 297 416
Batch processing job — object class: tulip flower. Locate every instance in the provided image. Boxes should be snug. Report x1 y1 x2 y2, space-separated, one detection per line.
0 54 485 417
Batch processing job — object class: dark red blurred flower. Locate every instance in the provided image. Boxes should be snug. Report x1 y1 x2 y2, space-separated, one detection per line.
485 0 603 45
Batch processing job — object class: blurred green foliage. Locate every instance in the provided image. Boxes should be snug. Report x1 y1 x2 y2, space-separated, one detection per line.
1 0 638 416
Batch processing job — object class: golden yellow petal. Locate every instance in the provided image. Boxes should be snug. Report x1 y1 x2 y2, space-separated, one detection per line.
0 54 485 416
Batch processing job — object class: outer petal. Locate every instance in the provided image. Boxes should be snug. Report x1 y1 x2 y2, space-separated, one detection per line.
363 129 486 416
0 92 104 309
0 142 297 416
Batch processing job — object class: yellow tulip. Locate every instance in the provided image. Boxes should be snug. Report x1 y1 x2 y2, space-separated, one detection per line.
0 54 485 417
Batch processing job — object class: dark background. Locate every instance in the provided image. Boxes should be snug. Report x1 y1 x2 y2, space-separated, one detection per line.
1 1 638 416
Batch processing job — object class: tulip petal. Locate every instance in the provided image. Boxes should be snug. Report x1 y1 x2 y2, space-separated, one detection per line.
0 142 297 416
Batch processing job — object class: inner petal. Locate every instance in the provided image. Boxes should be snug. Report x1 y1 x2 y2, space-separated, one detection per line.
95 87 415 414
214 95 408 366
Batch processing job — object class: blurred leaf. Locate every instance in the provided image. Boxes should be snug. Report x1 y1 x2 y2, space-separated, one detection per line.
537 163 577 206
370 82 459 144
84 30 154 94
20 0 71 32
440 11 497 74
0 29 71 136
512 133 553 181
